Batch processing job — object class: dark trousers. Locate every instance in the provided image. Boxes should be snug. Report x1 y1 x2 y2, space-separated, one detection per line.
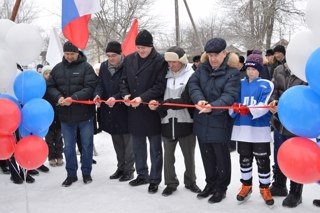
273 129 292 169
198 141 231 193
238 142 271 187
163 134 196 188
132 134 163 184
45 128 63 160
111 134 134 174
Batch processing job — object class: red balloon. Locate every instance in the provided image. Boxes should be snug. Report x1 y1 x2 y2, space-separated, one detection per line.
278 137 320 184
15 135 48 170
0 135 16 160
0 98 21 135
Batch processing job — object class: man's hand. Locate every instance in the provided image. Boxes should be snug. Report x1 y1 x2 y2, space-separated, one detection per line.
94 95 101 108
62 97 73 106
131 97 142 108
269 100 278 114
58 97 65 106
106 97 116 108
148 100 159 110
199 103 212 114
123 94 131 106
196 100 208 111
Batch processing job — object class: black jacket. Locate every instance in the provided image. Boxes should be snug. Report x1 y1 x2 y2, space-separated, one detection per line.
94 60 128 135
188 53 240 143
120 49 167 136
47 52 96 123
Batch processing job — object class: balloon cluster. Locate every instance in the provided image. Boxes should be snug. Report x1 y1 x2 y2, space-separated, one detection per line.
277 0 320 184
0 19 52 170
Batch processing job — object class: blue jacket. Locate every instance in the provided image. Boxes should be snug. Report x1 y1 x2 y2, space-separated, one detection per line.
188 53 240 143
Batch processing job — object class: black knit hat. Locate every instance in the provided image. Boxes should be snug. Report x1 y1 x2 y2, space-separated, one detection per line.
245 50 263 72
135 30 153 47
273 45 286 55
105 41 122 54
193 55 201 62
204 38 226 53
265 49 274 56
63 41 79 53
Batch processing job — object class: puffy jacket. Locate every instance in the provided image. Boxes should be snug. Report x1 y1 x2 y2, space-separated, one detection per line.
47 52 96 123
188 52 240 143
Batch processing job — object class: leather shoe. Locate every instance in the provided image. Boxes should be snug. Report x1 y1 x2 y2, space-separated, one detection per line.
83 175 92 184
162 186 177 197
119 173 134 182
148 183 159 194
110 170 123 179
129 175 149 186
208 191 226 203
197 186 214 199
185 183 201 193
37 165 49 173
1 166 10 174
28 170 39 176
62 176 78 187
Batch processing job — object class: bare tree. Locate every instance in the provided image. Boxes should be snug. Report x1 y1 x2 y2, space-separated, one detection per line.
219 0 305 50
87 0 157 62
0 0 38 23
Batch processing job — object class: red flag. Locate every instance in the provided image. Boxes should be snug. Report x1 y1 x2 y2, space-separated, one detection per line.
122 19 138 56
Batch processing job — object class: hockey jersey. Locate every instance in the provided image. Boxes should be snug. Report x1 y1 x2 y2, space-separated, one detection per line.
230 77 274 143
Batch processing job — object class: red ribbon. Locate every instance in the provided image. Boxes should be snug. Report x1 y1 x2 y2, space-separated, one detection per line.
66 99 274 109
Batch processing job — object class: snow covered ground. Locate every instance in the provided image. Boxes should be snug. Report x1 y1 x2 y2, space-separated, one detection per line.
0 131 319 213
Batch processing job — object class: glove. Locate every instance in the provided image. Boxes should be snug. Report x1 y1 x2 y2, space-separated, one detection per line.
232 103 250 116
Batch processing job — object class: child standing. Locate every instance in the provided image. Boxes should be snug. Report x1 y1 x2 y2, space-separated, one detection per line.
230 50 274 205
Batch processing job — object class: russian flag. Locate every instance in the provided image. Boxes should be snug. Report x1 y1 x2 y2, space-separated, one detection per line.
62 0 101 50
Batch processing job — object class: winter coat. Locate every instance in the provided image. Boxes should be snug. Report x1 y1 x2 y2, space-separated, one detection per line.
120 48 167 136
188 52 240 143
47 52 97 123
270 64 307 136
94 60 128 135
160 64 194 139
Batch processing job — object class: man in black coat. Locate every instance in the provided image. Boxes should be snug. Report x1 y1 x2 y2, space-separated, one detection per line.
188 38 240 203
120 30 167 194
94 41 134 182
47 41 97 187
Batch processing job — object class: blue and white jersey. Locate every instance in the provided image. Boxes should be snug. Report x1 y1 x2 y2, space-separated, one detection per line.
230 77 274 143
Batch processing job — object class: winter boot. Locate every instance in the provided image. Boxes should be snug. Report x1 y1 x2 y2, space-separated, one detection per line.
282 181 303 208
313 199 320 207
237 184 252 201
270 167 288 196
260 187 274 206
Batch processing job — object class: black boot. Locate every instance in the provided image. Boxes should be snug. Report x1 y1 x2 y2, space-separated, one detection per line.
313 199 320 207
270 167 288 196
282 181 303 208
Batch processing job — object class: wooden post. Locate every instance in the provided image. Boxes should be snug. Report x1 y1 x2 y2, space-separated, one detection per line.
175 0 180 47
10 0 21 22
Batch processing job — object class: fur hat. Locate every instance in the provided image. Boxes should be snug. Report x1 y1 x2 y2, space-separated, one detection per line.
63 41 79 53
204 38 226 53
245 50 263 72
265 49 274 56
105 41 122 54
164 46 188 65
135 30 153 47
273 45 286 55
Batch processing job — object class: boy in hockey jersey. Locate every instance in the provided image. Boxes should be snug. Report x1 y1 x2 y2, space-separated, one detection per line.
230 50 274 205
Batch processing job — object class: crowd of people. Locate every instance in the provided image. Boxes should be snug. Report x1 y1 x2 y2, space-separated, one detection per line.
1 30 319 208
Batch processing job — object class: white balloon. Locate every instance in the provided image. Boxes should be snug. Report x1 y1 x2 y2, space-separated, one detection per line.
286 30 320 82
0 19 15 42
0 47 18 94
306 0 320 37
5 23 43 65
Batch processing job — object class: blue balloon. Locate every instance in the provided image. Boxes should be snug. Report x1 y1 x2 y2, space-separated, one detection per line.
306 48 320 97
278 85 320 138
21 98 54 133
19 124 48 138
13 70 46 105
0 94 21 109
